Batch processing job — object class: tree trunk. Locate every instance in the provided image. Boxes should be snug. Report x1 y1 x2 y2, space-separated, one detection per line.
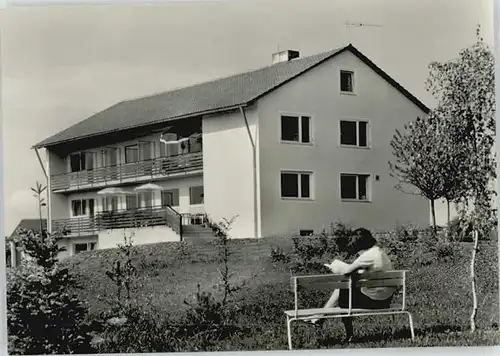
445 198 452 240
470 229 479 331
430 199 437 233
446 198 451 226
39 197 44 239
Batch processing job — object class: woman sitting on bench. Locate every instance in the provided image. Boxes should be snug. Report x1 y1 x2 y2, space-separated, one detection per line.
308 228 396 343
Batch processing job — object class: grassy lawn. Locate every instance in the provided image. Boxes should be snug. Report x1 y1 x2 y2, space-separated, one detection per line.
63 237 499 351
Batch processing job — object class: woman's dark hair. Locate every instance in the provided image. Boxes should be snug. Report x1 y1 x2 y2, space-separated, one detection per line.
346 228 377 255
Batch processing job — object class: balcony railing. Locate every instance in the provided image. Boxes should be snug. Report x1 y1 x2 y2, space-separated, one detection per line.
51 152 203 191
181 213 208 226
52 205 183 239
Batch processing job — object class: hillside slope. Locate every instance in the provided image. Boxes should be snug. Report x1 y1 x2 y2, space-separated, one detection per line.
63 237 499 350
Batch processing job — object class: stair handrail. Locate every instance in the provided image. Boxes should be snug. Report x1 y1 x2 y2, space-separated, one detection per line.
164 204 183 241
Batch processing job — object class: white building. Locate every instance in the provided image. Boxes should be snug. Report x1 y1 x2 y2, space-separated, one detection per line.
27 44 429 258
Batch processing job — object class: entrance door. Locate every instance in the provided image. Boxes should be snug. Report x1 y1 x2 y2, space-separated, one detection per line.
89 199 95 216
139 141 153 176
85 152 95 184
88 199 96 231
102 147 119 180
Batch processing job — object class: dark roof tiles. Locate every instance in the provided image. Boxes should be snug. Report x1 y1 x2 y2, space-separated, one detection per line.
35 44 429 148
8 219 48 241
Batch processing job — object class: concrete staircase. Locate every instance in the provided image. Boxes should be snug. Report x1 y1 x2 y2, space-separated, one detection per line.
182 224 216 244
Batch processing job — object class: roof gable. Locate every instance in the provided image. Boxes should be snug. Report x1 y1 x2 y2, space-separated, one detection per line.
34 44 429 148
8 219 47 241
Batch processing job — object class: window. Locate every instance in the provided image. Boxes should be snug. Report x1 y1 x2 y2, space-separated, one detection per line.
340 120 368 147
140 192 153 208
189 186 204 205
102 197 119 212
340 70 355 93
70 153 85 172
340 174 370 201
281 172 312 199
125 145 139 163
161 189 180 207
71 200 85 216
71 199 95 216
139 141 153 161
126 195 139 210
299 229 314 237
281 115 311 143
73 242 96 255
102 147 118 166
69 152 94 172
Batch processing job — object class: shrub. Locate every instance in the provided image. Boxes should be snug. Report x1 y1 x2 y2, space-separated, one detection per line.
103 234 142 315
435 240 456 261
378 225 458 268
89 306 180 353
7 229 93 355
181 216 242 348
378 224 422 268
184 284 225 335
289 226 350 274
448 217 474 241
266 222 357 275
329 222 356 255
269 246 291 265
90 234 186 353
212 216 241 305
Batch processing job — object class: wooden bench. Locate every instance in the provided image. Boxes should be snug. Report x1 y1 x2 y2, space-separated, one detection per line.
284 270 414 350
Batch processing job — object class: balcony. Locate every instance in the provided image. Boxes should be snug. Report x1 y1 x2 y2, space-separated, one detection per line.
50 152 203 192
52 205 183 238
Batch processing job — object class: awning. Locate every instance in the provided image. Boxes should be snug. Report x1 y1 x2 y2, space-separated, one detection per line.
97 187 134 196
133 183 164 192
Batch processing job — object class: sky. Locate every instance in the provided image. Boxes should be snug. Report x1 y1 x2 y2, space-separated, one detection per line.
0 0 494 236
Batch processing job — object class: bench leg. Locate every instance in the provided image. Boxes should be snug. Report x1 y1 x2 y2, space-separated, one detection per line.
406 312 415 341
286 317 293 350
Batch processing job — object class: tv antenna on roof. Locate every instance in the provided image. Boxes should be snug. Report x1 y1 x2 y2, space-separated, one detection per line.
344 21 383 43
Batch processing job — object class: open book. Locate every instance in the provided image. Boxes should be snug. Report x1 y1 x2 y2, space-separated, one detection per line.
323 259 350 275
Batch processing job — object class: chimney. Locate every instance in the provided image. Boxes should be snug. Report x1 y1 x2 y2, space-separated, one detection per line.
272 49 300 64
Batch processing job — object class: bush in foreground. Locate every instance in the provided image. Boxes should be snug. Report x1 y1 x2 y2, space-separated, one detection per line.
271 223 459 273
7 229 93 355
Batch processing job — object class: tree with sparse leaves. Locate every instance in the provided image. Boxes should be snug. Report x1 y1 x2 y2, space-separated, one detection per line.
389 112 461 232
31 181 47 234
426 26 495 332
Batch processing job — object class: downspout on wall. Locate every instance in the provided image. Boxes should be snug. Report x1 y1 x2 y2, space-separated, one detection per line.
33 147 51 233
239 106 259 238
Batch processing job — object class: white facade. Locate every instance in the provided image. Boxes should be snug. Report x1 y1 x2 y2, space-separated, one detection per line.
256 50 429 236
202 108 260 238
41 49 429 254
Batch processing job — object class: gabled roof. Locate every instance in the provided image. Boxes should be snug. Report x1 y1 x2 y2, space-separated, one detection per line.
8 219 47 241
34 44 429 148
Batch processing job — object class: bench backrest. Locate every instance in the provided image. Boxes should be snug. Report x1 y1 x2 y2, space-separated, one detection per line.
290 270 407 316
292 270 405 290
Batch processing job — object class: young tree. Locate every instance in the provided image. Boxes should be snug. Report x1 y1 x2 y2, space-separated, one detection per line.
432 113 468 229
31 181 47 234
104 234 140 316
389 113 460 232
426 26 495 331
